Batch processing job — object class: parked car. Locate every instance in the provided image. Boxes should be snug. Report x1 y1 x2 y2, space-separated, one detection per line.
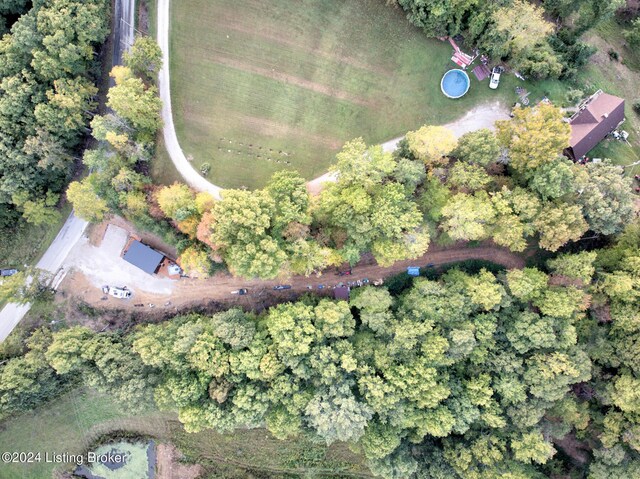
489 67 502 90
273 285 292 290
231 288 248 295
102 285 132 299
0 268 18 277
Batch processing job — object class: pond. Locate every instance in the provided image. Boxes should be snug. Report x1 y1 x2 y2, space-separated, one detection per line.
74 440 156 479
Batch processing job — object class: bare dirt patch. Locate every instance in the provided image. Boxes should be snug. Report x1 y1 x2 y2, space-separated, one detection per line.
156 443 203 479
553 433 591 466
138 0 149 34
59 241 525 315
86 221 108 247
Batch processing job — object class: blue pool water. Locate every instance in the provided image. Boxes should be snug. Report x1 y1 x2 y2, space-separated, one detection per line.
441 69 470 99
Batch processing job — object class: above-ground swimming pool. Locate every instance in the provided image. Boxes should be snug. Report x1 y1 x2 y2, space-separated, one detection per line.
441 69 470 99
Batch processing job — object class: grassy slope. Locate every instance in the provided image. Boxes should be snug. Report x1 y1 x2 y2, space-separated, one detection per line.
168 0 515 189
0 388 368 479
146 0 184 186
576 20 640 175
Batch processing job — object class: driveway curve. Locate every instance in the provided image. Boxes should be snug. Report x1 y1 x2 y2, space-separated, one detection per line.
157 0 510 197
157 0 223 199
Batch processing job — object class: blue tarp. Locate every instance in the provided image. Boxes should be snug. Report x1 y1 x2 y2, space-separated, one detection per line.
407 266 420 276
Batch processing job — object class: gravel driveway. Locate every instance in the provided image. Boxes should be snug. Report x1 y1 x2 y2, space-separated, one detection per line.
64 225 175 296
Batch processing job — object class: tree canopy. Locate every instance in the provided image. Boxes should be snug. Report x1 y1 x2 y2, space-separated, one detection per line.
0 0 109 228
3 224 640 477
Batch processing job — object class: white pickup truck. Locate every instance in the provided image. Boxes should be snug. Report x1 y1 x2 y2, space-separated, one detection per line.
102 285 132 299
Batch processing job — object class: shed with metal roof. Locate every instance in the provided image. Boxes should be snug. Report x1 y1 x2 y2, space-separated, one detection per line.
122 240 164 275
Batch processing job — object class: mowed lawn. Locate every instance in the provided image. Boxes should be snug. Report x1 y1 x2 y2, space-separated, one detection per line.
170 0 509 189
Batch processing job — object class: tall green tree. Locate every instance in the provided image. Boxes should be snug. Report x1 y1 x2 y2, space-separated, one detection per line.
315 139 429 266
107 66 162 141
496 104 571 175
123 36 163 82
405 125 457 169
576 161 635 236
454 129 501 167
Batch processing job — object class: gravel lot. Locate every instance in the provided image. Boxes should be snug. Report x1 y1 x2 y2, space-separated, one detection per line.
64 224 176 296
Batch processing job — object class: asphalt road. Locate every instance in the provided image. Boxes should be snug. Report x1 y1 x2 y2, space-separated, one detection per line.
0 0 135 342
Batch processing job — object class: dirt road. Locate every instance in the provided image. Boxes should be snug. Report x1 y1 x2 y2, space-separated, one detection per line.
60 241 525 313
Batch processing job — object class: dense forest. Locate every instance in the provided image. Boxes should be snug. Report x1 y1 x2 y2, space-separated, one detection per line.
1 225 639 478
0 0 109 229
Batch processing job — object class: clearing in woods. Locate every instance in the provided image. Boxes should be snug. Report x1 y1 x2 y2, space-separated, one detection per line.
169 0 512 189
0 388 369 479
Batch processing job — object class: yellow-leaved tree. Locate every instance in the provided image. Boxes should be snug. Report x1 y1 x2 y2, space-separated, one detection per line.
405 125 457 169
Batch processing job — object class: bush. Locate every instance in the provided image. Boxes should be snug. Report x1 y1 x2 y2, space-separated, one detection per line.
130 212 190 250
608 49 619 61
633 100 640 116
200 162 211 176
565 89 584 106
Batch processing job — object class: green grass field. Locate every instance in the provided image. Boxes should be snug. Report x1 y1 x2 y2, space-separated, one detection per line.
169 0 516 189
161 1 639 189
0 388 368 479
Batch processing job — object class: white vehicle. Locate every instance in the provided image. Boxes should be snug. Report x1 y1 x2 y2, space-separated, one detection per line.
489 67 501 89
102 285 132 299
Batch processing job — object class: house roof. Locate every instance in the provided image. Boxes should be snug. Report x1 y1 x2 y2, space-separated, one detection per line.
123 240 164 274
568 91 625 159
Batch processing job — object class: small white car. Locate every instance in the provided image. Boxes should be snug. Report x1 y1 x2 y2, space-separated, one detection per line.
489 68 501 89
102 285 132 299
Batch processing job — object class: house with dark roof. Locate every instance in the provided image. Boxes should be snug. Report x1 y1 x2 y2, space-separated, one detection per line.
563 90 625 161
122 240 165 275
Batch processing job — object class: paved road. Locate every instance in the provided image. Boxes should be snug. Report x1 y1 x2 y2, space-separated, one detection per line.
112 0 135 69
157 0 510 197
0 0 136 342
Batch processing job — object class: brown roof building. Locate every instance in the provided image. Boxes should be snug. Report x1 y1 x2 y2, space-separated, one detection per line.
563 90 625 160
